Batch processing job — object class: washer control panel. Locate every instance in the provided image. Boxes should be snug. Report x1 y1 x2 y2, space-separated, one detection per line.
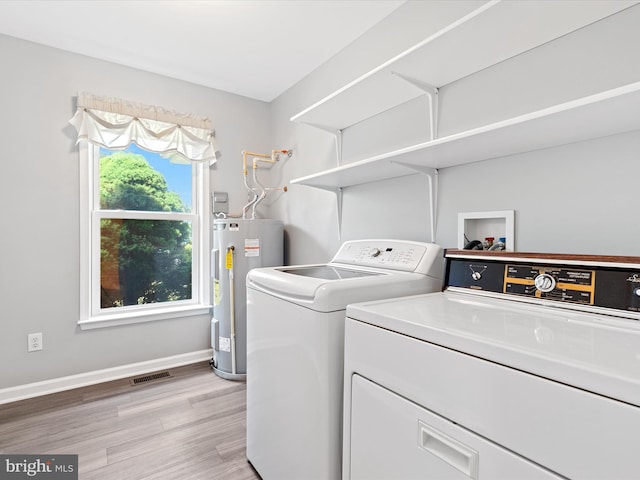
446 253 640 315
332 240 443 274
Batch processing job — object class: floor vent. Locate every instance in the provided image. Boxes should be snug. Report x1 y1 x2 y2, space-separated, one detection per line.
130 371 171 386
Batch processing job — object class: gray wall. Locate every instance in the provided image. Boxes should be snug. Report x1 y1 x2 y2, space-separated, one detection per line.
268 1 640 264
3 1 640 391
0 34 270 389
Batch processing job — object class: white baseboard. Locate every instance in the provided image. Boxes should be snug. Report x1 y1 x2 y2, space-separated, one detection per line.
0 349 213 405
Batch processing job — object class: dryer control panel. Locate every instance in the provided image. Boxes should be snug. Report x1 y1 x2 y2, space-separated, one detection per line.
332 240 444 276
445 251 640 317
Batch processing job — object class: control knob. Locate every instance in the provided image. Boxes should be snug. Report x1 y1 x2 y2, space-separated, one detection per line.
370 248 382 258
534 273 556 293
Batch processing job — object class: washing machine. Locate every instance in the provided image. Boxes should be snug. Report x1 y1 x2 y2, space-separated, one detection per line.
245 239 445 480
343 249 640 480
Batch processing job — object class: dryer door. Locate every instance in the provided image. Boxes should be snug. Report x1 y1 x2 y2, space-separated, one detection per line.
348 375 562 480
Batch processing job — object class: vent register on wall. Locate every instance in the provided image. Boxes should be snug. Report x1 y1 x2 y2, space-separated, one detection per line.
288 1 640 240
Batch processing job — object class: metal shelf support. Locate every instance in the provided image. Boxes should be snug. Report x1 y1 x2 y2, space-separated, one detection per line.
394 163 438 243
391 72 439 140
308 185 344 240
300 123 343 166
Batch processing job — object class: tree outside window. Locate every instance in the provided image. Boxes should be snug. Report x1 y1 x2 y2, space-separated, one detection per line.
98 146 194 309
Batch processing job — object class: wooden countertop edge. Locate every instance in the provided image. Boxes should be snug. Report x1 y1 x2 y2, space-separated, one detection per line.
444 249 640 265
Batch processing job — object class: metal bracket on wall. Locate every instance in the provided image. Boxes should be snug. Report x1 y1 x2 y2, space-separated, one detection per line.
335 186 343 240
393 163 438 243
302 123 343 166
391 72 439 140
311 185 343 240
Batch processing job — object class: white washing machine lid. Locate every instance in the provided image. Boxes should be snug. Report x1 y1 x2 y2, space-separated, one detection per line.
246 239 444 312
277 265 382 280
346 291 640 407
247 263 438 312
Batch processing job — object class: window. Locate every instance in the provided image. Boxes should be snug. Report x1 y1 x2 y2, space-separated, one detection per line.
71 94 216 329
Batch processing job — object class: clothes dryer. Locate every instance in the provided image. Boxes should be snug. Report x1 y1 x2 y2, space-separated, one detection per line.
245 239 444 480
343 250 640 479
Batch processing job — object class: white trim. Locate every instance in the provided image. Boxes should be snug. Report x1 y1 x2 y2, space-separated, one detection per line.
197 161 211 306
81 144 210 320
79 304 211 330
79 142 91 323
97 210 196 221
0 349 213 405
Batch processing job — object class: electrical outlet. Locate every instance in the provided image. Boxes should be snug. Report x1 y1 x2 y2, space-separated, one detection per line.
28 333 43 352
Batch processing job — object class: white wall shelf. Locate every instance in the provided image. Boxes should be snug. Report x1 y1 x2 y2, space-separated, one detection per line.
289 0 640 243
290 0 635 133
291 81 640 242
291 81 640 189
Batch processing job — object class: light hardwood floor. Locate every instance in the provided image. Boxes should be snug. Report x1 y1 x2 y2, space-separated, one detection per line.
0 362 261 479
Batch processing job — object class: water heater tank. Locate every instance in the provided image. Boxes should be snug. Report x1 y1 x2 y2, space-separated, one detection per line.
211 218 283 380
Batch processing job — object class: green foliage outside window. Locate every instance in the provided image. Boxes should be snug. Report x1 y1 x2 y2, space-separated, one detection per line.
99 152 192 308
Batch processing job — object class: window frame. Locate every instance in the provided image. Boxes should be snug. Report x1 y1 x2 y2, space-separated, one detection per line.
78 142 211 330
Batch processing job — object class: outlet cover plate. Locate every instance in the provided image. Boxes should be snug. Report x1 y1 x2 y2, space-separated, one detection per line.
28 333 43 352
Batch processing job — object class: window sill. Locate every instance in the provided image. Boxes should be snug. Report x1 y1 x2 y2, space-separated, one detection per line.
78 304 212 330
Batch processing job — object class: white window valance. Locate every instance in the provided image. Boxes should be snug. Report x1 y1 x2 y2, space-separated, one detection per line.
69 92 218 165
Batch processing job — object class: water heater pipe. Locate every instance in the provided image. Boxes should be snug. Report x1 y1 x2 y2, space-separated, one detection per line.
251 153 289 216
251 158 267 219
242 149 291 219
242 151 260 219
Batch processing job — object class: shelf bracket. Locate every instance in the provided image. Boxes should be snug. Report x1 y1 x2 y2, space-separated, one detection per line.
391 72 439 140
301 122 343 166
394 162 438 243
310 185 344 240
336 186 343 240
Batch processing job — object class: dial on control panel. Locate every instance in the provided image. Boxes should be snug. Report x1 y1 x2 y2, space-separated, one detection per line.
534 273 556 293
370 248 382 258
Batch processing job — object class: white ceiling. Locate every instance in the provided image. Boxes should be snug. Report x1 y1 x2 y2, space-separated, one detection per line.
0 0 406 102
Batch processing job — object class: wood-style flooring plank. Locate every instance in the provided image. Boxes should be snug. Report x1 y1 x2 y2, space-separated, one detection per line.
0 362 260 480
